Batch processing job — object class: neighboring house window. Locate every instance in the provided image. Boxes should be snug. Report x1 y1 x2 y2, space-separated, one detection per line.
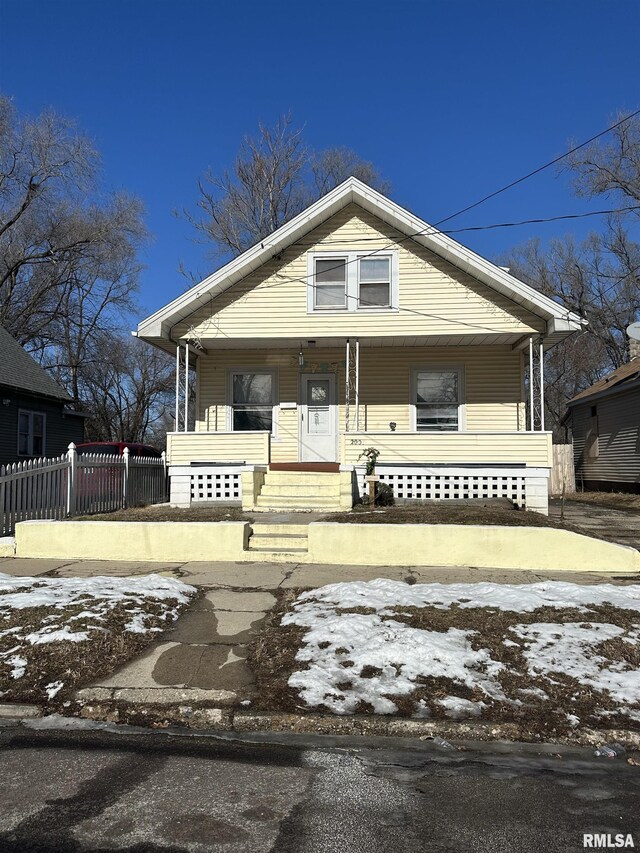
229 371 277 432
586 405 599 459
308 252 398 312
18 410 45 456
413 368 463 431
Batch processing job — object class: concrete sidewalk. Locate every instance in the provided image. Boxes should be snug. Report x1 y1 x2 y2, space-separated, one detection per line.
1 555 633 715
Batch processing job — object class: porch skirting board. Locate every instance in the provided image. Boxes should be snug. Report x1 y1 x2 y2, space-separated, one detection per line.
168 463 550 514
355 465 550 515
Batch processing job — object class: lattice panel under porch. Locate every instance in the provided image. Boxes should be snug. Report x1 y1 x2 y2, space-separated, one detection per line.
190 471 241 502
358 468 527 507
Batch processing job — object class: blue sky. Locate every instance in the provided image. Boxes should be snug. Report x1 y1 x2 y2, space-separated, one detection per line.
1 0 639 321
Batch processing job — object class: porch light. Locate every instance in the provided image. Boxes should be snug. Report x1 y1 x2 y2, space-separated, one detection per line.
298 349 305 367
389 421 397 432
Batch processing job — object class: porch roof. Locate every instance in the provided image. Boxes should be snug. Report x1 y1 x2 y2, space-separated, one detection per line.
137 177 586 354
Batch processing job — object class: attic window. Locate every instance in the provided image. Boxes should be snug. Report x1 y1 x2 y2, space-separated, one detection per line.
309 251 398 312
314 258 347 309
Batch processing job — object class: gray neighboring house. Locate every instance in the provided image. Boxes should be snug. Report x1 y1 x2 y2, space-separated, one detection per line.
0 326 85 465
566 340 640 494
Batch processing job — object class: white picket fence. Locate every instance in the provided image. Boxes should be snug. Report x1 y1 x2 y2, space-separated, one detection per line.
0 443 167 536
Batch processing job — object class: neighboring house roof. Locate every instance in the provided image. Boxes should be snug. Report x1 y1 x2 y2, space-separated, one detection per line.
0 325 72 402
137 176 586 349
567 357 640 407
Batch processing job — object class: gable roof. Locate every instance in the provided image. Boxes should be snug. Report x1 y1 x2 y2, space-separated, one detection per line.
567 357 640 407
137 177 586 349
0 326 72 402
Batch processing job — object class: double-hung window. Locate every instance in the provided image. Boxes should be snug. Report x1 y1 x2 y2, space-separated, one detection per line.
230 371 276 432
358 257 391 308
414 369 463 431
314 258 347 309
309 252 397 312
18 410 45 456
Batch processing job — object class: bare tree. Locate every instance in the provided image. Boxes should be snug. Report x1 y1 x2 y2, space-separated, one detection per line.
80 336 174 444
0 95 147 412
186 114 390 259
504 113 640 437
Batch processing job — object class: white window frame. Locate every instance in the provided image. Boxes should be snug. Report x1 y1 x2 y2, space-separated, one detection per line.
311 255 348 310
226 368 279 437
307 251 399 313
411 366 465 432
18 409 46 457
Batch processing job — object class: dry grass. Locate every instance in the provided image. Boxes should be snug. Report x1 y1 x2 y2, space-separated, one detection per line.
565 492 640 513
77 505 253 522
0 596 195 704
324 502 602 538
248 589 640 738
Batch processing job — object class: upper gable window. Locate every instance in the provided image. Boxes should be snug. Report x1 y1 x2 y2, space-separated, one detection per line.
314 258 347 309
308 252 398 313
358 257 391 308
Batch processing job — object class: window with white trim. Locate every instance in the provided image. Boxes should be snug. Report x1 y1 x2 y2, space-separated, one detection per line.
314 258 347 309
229 371 277 432
18 410 45 456
358 256 391 308
414 369 463 432
309 252 397 312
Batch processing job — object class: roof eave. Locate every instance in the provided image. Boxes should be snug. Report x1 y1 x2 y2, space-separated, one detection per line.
137 176 587 343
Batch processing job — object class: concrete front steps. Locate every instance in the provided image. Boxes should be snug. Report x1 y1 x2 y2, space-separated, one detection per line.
247 522 309 562
254 470 344 512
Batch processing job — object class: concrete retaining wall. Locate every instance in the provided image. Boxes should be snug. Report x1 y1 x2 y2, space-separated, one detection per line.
306 523 640 573
12 519 640 573
15 520 250 562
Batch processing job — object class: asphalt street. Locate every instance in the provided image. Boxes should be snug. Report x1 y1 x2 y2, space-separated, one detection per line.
0 724 638 852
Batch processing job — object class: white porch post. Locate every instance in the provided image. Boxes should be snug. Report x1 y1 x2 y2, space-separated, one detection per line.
345 338 360 432
345 339 350 433
174 344 181 430
539 340 545 432
184 344 189 432
528 337 534 431
355 338 360 431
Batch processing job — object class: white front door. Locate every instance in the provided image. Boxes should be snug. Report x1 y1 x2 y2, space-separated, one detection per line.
300 374 337 462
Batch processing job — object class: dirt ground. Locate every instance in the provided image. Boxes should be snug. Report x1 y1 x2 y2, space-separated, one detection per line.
248 587 640 739
562 491 640 512
78 505 252 522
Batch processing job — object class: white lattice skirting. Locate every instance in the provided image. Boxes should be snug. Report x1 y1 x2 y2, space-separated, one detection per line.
355 465 549 513
169 465 243 506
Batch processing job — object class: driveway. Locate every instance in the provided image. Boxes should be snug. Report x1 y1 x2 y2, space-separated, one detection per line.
549 499 640 552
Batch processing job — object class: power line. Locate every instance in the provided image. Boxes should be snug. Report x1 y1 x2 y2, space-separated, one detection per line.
431 108 640 228
303 204 640 245
196 111 640 336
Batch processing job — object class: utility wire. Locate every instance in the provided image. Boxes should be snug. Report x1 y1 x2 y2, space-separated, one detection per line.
196 111 640 336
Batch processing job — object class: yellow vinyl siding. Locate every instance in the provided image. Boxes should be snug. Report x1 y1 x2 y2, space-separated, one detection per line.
341 432 552 467
174 204 544 342
167 431 270 464
193 345 528 462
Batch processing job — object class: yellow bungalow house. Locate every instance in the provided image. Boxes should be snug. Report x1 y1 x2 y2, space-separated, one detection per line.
137 178 585 515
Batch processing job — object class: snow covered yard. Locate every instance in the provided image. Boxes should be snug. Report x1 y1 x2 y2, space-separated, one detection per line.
0 574 196 703
250 580 640 736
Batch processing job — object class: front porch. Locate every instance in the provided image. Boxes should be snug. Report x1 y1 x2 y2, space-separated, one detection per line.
166 429 552 513
166 336 553 513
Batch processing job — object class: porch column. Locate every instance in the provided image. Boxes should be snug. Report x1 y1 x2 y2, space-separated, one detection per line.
528 336 545 431
174 344 181 430
539 340 545 431
184 344 189 432
345 338 360 432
